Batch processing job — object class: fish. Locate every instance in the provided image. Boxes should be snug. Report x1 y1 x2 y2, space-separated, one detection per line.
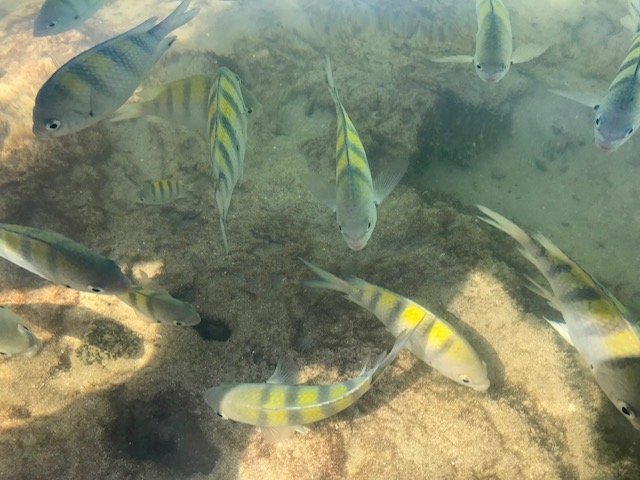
303 57 407 251
301 259 489 391
207 67 249 254
111 74 213 137
0 223 131 294
0 306 40 359
550 0 640 151
116 286 200 326
204 329 413 441
135 178 188 205
430 0 547 83
477 205 640 430
34 0 105 37
32 0 199 138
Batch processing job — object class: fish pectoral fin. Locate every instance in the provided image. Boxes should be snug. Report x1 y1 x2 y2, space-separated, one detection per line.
428 54 474 64
267 359 300 385
240 84 261 115
544 317 574 347
548 89 601 109
260 426 301 443
372 156 409 206
511 43 549 64
301 172 337 212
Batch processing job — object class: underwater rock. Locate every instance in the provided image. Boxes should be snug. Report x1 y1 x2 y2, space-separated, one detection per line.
76 319 143 365
412 89 511 173
106 389 218 475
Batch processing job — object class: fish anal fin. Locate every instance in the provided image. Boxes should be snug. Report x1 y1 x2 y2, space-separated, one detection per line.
523 274 561 310
267 359 299 385
429 54 474 64
547 89 601 109
302 172 337 212
260 426 302 443
544 317 574 347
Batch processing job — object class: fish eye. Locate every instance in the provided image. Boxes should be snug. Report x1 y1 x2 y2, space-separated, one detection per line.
367 222 371 229
174 321 184 327
627 127 634 136
73 15 79 20
476 64 482 70
0 352 8 358
216 412 223 418
89 286 104 293
48 21 57 28
617 400 636 419
46 119 61 131
338 225 343 232
460 376 470 384
595 116 601 127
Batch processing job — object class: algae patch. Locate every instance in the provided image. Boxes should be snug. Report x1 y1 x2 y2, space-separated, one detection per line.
76 319 143 365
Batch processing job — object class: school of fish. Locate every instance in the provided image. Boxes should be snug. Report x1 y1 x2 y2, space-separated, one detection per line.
0 0 637 453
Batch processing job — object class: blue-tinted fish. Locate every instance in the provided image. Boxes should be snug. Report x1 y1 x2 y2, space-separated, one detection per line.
0 306 40 359
207 67 249 254
550 0 640 151
204 329 412 441
34 0 106 36
117 286 200 326
0 223 131 294
32 0 199 138
430 0 547 83
478 205 640 431
304 57 407 251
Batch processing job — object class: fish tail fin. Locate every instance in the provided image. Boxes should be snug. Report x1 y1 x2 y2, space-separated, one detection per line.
476 205 533 249
151 0 199 39
324 56 341 107
369 328 413 384
621 0 640 32
219 213 230 254
300 258 353 295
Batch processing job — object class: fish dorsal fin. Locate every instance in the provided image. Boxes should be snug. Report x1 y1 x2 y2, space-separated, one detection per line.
266 360 299 385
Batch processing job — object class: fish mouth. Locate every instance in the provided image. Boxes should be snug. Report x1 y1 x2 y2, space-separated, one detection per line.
346 240 367 251
595 140 619 152
473 379 491 392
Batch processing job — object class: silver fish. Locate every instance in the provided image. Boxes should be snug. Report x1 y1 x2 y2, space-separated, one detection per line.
34 0 106 36
0 306 40 359
0 223 131 294
32 0 199 138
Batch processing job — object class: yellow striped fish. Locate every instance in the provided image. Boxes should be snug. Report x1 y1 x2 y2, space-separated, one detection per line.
477 205 640 430
207 67 249 254
0 306 40 359
305 57 407 251
111 75 212 137
204 329 412 441
136 179 188 205
33 0 199 138
117 286 200 327
430 0 547 83
302 259 489 391
0 223 131 294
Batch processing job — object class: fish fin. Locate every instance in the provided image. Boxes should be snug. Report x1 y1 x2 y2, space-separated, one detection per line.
511 43 549 64
240 84 261 115
372 157 409 206
150 0 199 39
621 0 640 32
523 275 561 310
428 55 474 64
369 327 414 384
301 172 337 211
300 258 353 295
476 205 532 246
267 360 299 385
325 56 341 106
110 102 146 123
219 213 230 254
544 317 574 346
548 89 601 109
260 426 299 443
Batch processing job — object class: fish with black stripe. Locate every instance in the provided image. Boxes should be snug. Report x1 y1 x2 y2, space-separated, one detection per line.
550 0 640 151
204 329 413 441
136 178 188 205
117 286 200 326
430 0 547 83
0 223 131 294
477 205 640 430
304 57 407 251
301 259 489 391
207 67 249 253
33 0 199 138
112 74 212 137
34 0 105 36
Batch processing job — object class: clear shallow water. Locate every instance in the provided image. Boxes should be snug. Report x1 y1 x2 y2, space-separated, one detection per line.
0 1 639 479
